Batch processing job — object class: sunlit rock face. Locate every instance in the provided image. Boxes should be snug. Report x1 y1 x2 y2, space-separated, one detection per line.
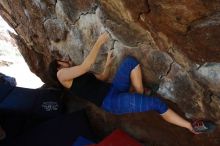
1 0 220 145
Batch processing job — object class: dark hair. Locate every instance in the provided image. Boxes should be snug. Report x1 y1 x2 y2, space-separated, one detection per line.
48 60 59 82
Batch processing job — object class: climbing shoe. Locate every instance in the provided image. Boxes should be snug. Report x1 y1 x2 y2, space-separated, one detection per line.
143 83 160 96
143 87 152 96
192 120 217 133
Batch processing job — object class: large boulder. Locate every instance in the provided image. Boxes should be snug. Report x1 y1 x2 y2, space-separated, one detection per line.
1 0 220 145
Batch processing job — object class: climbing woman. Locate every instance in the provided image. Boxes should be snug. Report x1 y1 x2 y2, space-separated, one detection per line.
48 32 216 134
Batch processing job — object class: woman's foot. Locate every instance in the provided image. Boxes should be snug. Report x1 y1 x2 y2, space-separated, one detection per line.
0 126 6 141
143 84 160 96
188 120 217 134
143 87 152 96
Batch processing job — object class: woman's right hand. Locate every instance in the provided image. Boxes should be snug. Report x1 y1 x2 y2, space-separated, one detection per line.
97 32 109 45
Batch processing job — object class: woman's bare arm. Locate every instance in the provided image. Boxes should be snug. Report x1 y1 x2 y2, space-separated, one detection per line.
57 33 109 85
95 50 114 81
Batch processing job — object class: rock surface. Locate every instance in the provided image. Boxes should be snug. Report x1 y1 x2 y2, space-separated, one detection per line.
1 0 220 145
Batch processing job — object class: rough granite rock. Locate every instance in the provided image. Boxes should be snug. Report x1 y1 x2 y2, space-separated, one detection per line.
1 0 220 145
